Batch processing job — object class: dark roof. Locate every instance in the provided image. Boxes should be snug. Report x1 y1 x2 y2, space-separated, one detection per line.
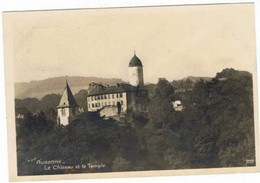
129 54 143 67
87 83 146 96
57 82 79 108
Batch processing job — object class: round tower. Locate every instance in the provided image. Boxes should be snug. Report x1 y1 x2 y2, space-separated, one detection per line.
128 54 144 87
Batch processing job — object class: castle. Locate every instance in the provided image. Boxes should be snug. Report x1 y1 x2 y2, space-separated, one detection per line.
57 53 148 125
87 54 148 118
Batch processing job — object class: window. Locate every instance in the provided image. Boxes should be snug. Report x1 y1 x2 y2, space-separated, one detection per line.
61 109 66 116
108 101 111 105
92 104 94 108
105 102 107 106
121 101 123 105
95 103 98 107
113 101 115 106
91 96 93 101
104 95 107 99
101 95 103 99
108 94 110 99
116 93 119 98
112 94 114 99
120 93 123 98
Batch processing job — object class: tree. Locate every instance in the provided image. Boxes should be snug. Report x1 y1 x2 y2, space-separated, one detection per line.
183 68 254 167
148 78 175 128
40 94 61 112
154 78 174 100
15 98 40 113
74 89 88 111
142 78 177 168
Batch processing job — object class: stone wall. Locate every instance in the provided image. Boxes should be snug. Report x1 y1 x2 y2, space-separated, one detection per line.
99 106 119 119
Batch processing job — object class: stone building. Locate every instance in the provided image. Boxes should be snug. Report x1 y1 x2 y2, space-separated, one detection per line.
87 54 148 118
57 80 79 126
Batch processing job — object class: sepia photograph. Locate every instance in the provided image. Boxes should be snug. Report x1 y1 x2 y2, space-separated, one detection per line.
2 2 260 181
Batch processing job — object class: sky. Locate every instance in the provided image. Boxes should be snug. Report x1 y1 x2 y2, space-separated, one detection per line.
3 3 256 83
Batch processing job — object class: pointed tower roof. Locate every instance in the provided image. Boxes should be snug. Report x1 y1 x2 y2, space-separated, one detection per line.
57 79 79 108
129 53 143 67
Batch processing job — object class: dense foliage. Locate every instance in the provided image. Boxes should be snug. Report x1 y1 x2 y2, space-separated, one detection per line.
16 68 255 175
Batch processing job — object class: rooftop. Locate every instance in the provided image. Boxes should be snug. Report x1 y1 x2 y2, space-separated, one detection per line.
129 54 143 67
57 81 79 108
88 82 146 96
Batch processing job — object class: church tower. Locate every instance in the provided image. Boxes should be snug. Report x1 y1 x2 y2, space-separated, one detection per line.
128 53 144 87
57 79 79 126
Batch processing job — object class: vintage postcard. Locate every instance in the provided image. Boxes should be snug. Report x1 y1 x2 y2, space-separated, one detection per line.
3 3 260 182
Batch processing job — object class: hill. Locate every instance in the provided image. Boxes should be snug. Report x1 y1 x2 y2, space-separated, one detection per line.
15 76 124 99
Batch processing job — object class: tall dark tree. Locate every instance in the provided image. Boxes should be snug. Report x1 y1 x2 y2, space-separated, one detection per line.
74 89 88 111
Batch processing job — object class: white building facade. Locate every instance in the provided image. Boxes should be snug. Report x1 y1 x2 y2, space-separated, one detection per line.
87 92 127 112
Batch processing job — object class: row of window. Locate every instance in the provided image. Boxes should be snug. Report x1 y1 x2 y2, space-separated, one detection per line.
90 93 123 101
89 101 123 108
